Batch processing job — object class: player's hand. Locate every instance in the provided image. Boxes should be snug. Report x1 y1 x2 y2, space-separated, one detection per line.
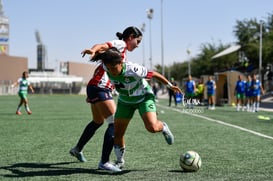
81 49 95 59
172 86 183 94
81 49 103 61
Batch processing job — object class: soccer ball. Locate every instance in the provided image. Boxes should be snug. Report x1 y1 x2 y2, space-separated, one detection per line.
179 150 201 172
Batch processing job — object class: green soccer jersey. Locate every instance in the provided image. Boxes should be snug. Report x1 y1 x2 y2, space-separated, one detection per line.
18 78 30 94
105 62 154 104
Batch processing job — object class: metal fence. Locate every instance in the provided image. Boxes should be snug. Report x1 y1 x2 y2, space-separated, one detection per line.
0 80 17 95
0 80 85 95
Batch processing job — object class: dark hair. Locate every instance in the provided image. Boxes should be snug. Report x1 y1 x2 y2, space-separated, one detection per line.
116 26 142 40
100 47 122 65
22 71 28 78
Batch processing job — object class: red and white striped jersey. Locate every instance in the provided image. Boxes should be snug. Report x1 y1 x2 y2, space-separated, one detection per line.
87 40 127 90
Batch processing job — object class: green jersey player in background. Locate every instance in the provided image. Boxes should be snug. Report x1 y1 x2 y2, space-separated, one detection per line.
11 71 34 115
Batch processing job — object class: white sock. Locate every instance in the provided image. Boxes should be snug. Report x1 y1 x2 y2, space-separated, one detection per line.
17 106 21 112
114 145 125 163
252 102 256 112
25 105 30 112
256 102 260 111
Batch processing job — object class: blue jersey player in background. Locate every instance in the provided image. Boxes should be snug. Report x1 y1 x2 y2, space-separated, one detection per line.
184 75 196 108
244 75 253 112
251 74 264 112
234 75 246 111
206 76 216 110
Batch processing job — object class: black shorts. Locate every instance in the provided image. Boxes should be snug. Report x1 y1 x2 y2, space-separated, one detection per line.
86 85 113 104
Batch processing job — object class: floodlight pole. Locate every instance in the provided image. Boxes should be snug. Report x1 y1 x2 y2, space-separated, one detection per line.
259 20 263 80
140 23 146 67
147 8 153 70
187 49 191 76
161 0 165 76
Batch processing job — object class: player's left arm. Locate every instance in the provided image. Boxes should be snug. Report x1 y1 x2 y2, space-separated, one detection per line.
11 80 19 88
28 84 35 93
260 84 265 95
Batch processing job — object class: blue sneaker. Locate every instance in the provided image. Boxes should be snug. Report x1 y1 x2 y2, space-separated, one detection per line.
162 122 174 145
98 161 121 172
69 147 87 162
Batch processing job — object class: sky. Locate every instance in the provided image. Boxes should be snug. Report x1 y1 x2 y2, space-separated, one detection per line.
2 0 273 70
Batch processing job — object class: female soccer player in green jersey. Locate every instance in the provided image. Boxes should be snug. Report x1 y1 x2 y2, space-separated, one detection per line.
11 71 34 115
99 47 182 170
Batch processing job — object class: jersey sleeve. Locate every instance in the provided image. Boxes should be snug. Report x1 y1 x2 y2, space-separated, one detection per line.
146 71 153 79
107 39 127 61
126 62 150 78
107 40 126 49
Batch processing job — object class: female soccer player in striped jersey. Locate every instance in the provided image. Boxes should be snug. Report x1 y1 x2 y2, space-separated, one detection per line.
69 26 142 172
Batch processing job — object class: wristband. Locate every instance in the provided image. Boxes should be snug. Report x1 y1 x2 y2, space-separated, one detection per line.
167 82 173 88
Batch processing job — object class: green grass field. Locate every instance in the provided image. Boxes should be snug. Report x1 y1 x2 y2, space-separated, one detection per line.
0 95 273 181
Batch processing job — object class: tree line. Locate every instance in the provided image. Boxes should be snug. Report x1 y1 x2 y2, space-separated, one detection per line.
155 13 273 82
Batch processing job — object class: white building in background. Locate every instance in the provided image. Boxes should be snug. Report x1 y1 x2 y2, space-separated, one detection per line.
28 71 83 94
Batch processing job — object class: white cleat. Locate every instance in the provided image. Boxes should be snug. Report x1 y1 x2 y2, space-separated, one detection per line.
69 147 87 162
115 160 125 169
162 122 174 145
98 162 122 172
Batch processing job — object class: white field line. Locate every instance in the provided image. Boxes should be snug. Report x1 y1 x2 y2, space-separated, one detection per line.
157 104 273 141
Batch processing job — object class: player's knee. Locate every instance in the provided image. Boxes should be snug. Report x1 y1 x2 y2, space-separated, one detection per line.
145 124 160 133
105 115 114 124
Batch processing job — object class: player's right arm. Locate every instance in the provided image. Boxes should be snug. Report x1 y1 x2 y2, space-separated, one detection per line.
11 79 19 88
81 43 110 59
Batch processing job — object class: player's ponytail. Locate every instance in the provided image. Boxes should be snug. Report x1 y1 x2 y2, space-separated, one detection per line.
100 47 122 65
